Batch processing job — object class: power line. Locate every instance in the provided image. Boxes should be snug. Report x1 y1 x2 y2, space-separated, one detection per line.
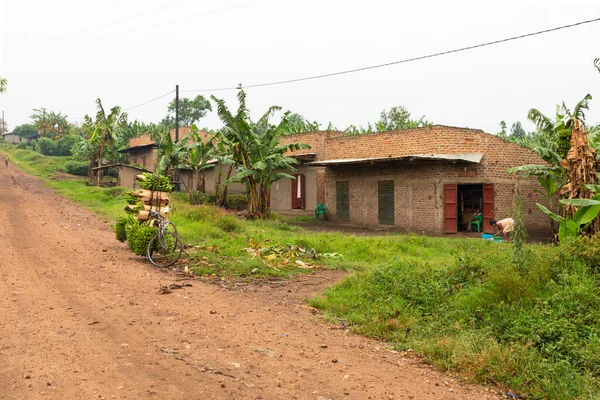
182 16 600 93
16 0 267 57
51 0 196 42
123 90 174 112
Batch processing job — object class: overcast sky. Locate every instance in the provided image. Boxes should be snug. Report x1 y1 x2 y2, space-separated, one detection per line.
1 0 599 134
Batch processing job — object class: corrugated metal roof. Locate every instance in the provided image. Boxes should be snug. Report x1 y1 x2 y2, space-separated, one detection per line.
307 153 483 166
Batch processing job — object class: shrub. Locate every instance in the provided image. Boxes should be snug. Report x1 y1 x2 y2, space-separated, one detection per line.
225 194 248 210
33 135 82 156
215 215 242 233
65 160 89 176
16 141 29 149
34 138 55 155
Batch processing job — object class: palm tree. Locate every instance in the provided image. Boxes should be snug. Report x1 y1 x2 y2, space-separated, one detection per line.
0 77 6 94
211 86 309 219
86 99 128 186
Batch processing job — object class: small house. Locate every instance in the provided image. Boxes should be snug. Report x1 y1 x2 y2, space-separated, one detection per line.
270 126 551 237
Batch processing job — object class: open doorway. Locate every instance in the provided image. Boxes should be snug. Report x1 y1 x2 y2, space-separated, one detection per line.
457 184 483 232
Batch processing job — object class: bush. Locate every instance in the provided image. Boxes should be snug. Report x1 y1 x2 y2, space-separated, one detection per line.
215 215 242 233
187 192 247 210
225 194 248 211
34 138 55 155
563 234 600 271
65 160 89 176
34 135 81 156
16 141 29 149
190 192 215 205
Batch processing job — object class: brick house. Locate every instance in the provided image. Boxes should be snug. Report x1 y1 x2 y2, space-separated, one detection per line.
120 127 245 195
270 126 550 237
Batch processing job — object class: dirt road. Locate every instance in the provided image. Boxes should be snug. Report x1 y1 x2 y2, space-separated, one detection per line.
0 160 503 400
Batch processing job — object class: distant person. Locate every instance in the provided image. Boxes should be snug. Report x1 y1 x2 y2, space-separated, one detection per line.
468 208 482 232
4 154 8 168
490 218 514 240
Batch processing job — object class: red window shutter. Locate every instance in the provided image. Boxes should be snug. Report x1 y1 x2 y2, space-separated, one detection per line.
300 174 305 209
291 176 298 209
444 184 458 233
483 184 495 233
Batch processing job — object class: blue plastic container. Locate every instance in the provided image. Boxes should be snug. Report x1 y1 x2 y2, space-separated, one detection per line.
482 233 494 240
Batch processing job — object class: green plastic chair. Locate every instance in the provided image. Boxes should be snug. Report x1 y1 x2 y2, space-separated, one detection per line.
469 213 483 232
315 204 326 220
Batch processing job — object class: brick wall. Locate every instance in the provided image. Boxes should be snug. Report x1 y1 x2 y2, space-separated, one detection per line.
278 131 344 161
319 126 551 237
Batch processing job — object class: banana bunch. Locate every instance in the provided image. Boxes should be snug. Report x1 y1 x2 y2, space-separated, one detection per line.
124 191 141 205
115 215 135 242
127 222 158 256
136 173 173 192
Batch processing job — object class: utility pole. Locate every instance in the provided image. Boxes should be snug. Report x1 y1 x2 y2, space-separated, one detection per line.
175 84 179 143
1 110 5 135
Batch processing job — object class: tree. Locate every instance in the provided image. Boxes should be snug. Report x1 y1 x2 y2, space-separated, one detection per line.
13 124 38 139
211 86 309 219
285 113 321 134
0 77 6 94
499 121 508 136
85 99 128 186
595 58 600 73
510 122 526 138
30 108 71 139
179 126 216 193
375 106 432 132
509 94 600 241
165 95 212 127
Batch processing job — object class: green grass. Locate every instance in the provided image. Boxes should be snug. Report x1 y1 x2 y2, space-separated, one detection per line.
310 237 600 399
5 142 600 398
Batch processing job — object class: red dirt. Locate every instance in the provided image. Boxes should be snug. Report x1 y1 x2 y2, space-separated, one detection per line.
0 160 505 400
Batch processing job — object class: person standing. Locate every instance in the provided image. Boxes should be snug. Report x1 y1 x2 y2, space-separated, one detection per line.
4 154 8 168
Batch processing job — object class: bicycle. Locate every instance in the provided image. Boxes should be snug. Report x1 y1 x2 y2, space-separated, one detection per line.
146 210 183 268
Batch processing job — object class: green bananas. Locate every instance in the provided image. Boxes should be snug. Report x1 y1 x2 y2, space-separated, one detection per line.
126 223 158 256
137 173 173 192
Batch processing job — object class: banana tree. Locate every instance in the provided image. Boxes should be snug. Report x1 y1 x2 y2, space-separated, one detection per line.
557 95 598 226
211 86 309 219
179 126 216 193
243 110 310 218
538 186 600 242
86 99 128 186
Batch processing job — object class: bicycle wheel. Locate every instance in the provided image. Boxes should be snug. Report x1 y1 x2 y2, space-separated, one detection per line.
147 232 183 268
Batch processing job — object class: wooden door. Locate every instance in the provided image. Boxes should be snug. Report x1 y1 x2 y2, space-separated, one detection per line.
378 180 395 225
483 183 494 233
336 181 350 221
291 174 305 209
444 184 457 233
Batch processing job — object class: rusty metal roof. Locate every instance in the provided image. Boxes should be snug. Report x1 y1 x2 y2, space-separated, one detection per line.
307 153 483 166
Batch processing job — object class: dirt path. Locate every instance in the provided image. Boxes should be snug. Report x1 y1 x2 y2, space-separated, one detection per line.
0 160 504 400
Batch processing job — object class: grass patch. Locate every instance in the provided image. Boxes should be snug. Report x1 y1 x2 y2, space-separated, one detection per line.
310 237 600 399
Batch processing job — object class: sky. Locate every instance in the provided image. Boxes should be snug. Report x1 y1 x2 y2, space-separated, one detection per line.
1 0 599 134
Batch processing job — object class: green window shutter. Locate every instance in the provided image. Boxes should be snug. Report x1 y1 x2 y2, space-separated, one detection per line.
336 181 350 221
378 180 395 225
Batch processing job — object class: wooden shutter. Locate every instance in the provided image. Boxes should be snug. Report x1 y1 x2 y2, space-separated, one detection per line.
483 183 495 233
378 180 395 225
291 176 297 209
444 184 458 233
336 181 350 221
